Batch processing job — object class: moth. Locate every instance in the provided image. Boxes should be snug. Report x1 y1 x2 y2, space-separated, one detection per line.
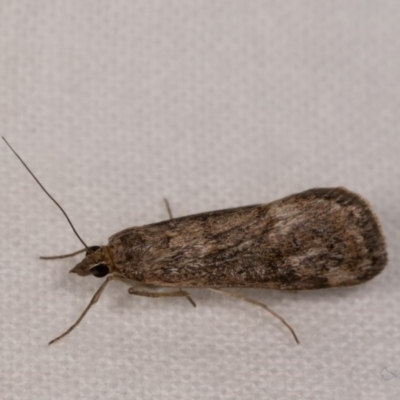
3 137 387 345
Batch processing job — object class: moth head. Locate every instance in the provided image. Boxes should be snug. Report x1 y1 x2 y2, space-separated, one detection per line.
70 246 112 278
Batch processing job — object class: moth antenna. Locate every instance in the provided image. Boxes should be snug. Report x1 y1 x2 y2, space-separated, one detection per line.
2 137 90 252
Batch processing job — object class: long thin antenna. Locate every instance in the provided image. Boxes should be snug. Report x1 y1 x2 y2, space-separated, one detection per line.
2 137 90 252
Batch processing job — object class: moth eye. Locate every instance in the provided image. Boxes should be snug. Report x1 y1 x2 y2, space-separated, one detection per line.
90 263 110 278
86 245 101 255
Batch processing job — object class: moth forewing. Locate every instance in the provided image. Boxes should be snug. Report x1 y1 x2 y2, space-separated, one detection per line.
106 187 387 290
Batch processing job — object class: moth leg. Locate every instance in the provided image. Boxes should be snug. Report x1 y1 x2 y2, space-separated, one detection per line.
163 198 173 219
161 199 196 307
162 199 195 306
128 286 196 307
209 289 299 345
40 248 86 260
49 275 119 345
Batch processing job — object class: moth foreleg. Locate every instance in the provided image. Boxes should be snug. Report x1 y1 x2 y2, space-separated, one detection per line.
49 275 119 345
40 248 86 260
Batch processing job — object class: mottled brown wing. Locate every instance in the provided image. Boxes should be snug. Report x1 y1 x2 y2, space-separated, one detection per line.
108 188 387 290
108 204 261 242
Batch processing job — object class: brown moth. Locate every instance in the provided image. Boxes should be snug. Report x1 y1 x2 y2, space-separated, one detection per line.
3 137 387 345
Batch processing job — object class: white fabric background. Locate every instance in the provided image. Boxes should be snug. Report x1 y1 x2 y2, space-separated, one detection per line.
1 1 399 399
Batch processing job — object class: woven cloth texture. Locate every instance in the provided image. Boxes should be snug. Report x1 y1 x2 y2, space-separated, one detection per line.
1 2 399 399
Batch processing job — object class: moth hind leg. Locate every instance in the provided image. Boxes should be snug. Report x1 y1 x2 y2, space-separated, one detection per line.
128 285 196 307
209 288 299 345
